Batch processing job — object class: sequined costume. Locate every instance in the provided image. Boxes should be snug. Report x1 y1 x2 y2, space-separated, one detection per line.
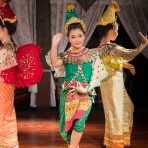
0 2 43 147
90 42 148 147
46 47 107 142
0 41 19 148
0 2 18 147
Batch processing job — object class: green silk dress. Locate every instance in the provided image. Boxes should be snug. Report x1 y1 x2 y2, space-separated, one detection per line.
59 48 94 142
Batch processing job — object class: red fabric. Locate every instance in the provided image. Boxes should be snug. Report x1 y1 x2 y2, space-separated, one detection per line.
0 43 43 87
0 4 16 20
65 110 84 132
0 66 16 84
0 3 17 34
15 43 43 88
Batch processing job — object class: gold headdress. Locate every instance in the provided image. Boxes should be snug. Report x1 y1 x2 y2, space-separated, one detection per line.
64 3 86 33
96 0 120 26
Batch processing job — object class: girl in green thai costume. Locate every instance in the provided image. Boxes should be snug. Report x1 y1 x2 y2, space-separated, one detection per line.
49 25 107 148
47 4 107 148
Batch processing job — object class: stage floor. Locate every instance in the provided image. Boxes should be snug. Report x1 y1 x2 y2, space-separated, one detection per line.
16 106 148 148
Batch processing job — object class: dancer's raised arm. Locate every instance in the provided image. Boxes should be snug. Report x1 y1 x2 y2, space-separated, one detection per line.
50 33 63 68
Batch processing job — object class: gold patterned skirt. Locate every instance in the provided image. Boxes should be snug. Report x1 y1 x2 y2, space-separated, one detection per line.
100 71 134 147
0 82 19 148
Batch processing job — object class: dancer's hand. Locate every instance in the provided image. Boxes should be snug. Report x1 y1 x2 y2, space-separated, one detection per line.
139 32 148 45
75 83 88 94
52 33 63 48
76 87 88 94
123 63 135 76
50 33 63 67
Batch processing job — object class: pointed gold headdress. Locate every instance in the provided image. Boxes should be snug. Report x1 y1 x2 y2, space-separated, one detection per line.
64 3 86 33
96 0 120 26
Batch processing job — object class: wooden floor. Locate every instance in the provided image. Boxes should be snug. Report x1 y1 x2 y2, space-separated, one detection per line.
16 106 148 148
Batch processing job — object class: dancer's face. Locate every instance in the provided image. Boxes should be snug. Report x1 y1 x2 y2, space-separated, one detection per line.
108 23 119 41
68 28 85 49
107 29 118 41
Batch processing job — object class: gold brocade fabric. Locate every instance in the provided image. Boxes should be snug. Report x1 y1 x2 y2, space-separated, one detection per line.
0 46 17 72
63 48 92 65
102 55 124 77
98 43 145 62
0 82 19 147
65 91 91 121
100 71 134 147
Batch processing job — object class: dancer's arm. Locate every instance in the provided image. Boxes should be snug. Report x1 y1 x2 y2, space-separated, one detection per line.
45 33 65 77
50 33 63 68
110 32 148 62
123 63 135 76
